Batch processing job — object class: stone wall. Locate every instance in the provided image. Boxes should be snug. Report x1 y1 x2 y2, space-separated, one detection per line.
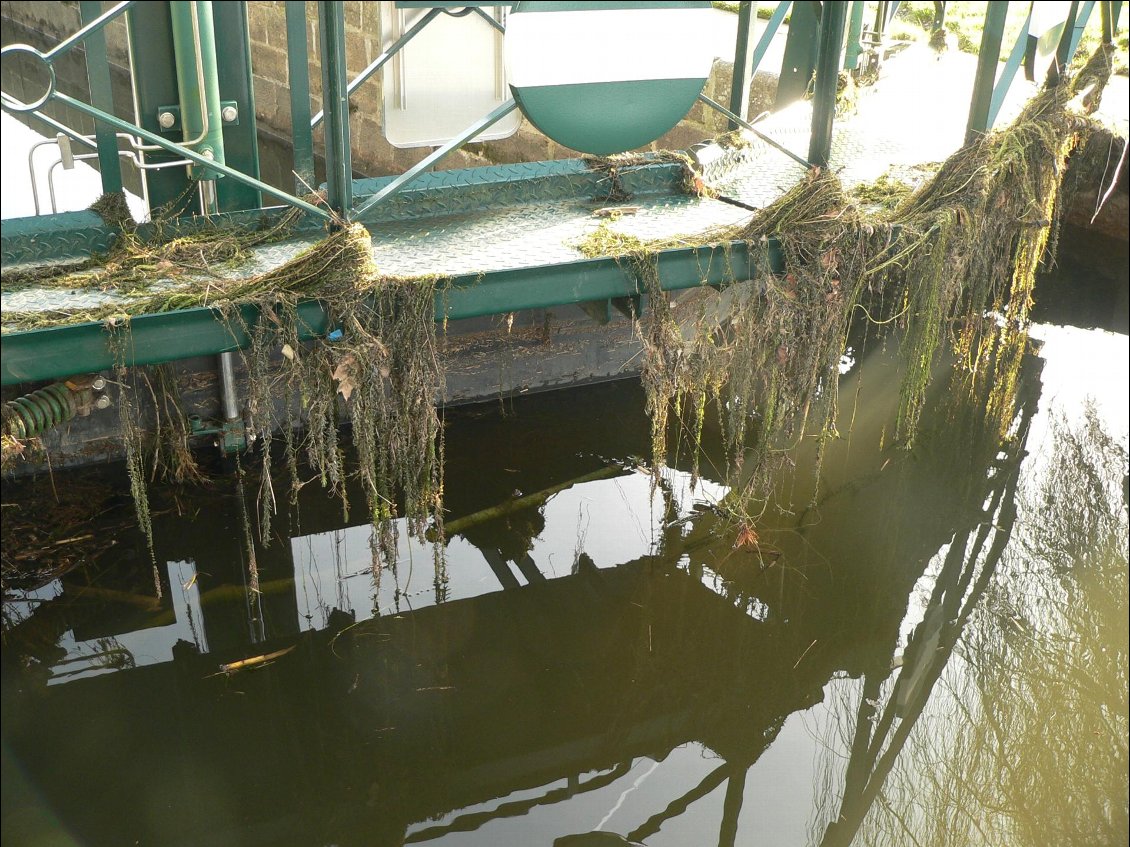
1 1 758 180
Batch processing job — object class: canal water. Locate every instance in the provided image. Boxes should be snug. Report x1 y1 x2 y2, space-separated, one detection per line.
1 270 1127 846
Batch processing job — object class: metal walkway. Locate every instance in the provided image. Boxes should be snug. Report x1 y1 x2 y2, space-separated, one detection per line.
2 2 1125 388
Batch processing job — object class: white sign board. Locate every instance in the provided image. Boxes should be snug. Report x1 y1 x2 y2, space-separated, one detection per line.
380 3 521 148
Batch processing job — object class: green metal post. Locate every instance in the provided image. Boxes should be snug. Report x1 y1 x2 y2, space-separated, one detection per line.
727 1 756 128
776 1 821 108
318 1 353 221
169 1 225 180
126 2 192 212
1065 1 1096 68
212 1 262 211
1101 0 1114 42
79 0 123 195
285 1 316 190
843 1 867 72
808 0 847 168
1050 1 1082 84
965 1 1008 144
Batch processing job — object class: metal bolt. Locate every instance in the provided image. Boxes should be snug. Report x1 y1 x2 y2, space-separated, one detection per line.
94 395 112 410
221 104 238 123
158 111 176 129
90 376 107 391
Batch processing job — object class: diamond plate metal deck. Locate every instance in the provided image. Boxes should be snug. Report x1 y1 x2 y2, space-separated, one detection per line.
3 42 1123 386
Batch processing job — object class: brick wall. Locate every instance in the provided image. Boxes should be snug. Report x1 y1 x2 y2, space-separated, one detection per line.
2 1 762 178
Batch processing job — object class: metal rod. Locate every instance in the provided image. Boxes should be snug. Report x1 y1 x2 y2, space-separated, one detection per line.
965 1 1009 143
285 1 315 188
727 1 756 129
49 92 332 219
697 93 812 168
809 0 849 168
309 7 442 129
318 0 353 220
43 1 136 62
79 0 124 195
353 99 518 219
219 351 239 421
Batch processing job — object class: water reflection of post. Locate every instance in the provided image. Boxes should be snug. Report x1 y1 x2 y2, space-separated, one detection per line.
819 333 1044 847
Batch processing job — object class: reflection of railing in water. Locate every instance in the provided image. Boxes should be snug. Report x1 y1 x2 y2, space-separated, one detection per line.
816 331 1047 847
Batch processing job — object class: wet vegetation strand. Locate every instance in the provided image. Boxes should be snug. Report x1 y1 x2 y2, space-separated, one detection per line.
582 47 1114 518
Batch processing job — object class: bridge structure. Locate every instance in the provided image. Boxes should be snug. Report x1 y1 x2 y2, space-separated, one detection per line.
0 0 1121 455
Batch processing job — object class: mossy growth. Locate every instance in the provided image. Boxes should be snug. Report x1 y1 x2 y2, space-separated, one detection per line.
5 201 447 595
582 46 1114 522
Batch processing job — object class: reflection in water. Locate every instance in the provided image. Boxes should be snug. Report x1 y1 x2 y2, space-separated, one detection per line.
822 401 1129 847
1 320 1127 846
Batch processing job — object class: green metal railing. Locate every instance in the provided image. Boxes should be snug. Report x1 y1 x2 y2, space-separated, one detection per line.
0 0 1124 391
3 0 1121 228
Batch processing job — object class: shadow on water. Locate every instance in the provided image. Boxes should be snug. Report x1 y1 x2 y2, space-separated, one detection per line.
2 311 1127 846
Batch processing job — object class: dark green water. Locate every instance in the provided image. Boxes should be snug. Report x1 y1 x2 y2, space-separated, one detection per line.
2 314 1127 846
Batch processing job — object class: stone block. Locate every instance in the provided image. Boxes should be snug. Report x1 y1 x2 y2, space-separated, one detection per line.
253 44 289 86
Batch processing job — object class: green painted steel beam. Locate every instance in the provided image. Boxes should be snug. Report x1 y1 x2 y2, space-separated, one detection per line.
353 100 518 219
318 1 353 220
988 5 1031 131
285 1 316 190
965 1 1008 144
749 2 792 82
0 242 774 386
310 7 443 130
776 1 820 108
50 91 331 219
212 1 262 211
1065 1 1097 67
79 1 124 195
44 1 136 62
727 2 757 128
843 0 867 72
126 2 193 211
809 1 847 168
697 94 812 168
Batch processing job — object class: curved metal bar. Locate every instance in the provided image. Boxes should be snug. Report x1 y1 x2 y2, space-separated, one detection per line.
0 44 58 112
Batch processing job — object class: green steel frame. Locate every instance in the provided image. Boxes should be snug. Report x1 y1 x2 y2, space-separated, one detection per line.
0 0 1115 390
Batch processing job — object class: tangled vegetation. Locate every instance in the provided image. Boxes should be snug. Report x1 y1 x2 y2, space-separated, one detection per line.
2 190 445 591
579 47 1114 518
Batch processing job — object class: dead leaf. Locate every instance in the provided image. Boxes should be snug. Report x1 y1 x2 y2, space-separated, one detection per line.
333 353 357 402
734 523 760 549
